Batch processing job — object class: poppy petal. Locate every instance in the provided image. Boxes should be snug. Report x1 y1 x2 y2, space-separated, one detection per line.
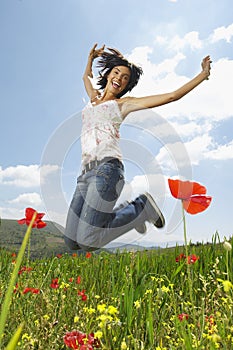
37 220 47 229
17 218 26 225
25 207 37 220
183 195 212 214
168 179 206 199
37 212 45 220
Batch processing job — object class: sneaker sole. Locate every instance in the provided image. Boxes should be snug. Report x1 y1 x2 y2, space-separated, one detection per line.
135 223 147 234
144 192 165 228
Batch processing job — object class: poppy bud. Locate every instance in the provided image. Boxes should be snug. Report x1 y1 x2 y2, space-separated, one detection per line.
223 241 232 251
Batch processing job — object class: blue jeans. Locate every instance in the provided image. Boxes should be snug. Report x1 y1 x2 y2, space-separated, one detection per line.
64 159 146 251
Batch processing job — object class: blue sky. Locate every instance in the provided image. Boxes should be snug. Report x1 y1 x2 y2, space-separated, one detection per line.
1 0 233 247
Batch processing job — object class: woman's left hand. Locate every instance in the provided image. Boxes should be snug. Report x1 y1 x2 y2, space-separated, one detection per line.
201 55 212 80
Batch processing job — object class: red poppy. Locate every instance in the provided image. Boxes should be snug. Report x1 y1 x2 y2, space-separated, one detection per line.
18 266 33 275
178 313 189 321
31 288 40 294
168 179 212 214
22 287 40 294
63 330 100 349
23 287 32 294
175 253 199 264
50 278 59 289
86 252 92 258
187 254 199 264
175 253 186 262
78 289 87 301
76 276 81 284
18 207 47 228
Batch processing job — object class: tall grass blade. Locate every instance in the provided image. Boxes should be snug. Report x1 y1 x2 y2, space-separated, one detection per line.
0 212 37 348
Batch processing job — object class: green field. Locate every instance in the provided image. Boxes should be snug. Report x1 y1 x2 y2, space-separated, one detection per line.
0 229 233 349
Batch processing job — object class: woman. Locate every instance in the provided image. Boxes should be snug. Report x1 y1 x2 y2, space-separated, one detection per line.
64 44 211 251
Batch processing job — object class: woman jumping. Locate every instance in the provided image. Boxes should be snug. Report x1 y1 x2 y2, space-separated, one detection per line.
64 44 211 251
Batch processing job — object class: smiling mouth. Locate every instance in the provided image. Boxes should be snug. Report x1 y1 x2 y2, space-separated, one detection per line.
112 81 121 89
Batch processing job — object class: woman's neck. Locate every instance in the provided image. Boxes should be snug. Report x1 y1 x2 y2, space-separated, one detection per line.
100 91 118 102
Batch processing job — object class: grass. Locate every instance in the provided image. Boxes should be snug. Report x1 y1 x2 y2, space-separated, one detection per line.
0 231 233 349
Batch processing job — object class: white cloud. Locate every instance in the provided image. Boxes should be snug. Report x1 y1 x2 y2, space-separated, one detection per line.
168 32 202 51
156 141 192 172
211 23 233 43
154 31 202 52
169 120 212 139
156 133 233 169
0 164 59 188
8 192 42 207
185 134 213 165
126 46 153 67
0 207 25 220
206 140 233 160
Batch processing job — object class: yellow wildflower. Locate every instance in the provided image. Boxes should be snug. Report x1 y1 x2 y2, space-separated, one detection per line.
134 300 141 309
98 314 109 322
94 331 103 339
218 279 233 292
97 304 106 313
60 281 70 289
145 289 153 295
22 333 31 341
74 316 79 323
161 285 169 293
211 334 221 343
107 305 118 315
121 339 128 349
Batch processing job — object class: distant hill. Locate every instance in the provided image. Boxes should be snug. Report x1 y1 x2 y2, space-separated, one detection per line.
0 219 71 259
0 219 165 258
106 242 160 252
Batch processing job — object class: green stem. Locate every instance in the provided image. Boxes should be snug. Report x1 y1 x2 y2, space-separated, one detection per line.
181 202 195 315
0 212 37 347
226 251 229 281
27 235 31 265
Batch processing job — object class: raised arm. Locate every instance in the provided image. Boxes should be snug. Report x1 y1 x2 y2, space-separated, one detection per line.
82 44 105 101
122 56 212 117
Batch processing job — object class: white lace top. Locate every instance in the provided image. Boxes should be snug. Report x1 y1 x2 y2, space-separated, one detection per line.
81 100 123 167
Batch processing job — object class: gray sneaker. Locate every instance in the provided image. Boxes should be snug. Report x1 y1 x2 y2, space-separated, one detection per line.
140 192 165 228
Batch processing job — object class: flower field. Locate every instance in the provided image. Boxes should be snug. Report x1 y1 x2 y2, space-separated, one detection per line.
1 180 233 349
0 233 233 349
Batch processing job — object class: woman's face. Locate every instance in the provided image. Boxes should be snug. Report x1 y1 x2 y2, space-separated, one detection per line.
106 65 131 96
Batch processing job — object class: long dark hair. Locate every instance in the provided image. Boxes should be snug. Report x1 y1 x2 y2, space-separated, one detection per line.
96 49 143 98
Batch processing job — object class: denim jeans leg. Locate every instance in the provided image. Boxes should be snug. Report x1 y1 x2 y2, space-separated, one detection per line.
65 160 149 251
64 175 88 250
76 161 124 249
80 196 147 249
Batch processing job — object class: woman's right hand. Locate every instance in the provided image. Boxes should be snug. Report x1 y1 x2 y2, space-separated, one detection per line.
89 43 105 61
